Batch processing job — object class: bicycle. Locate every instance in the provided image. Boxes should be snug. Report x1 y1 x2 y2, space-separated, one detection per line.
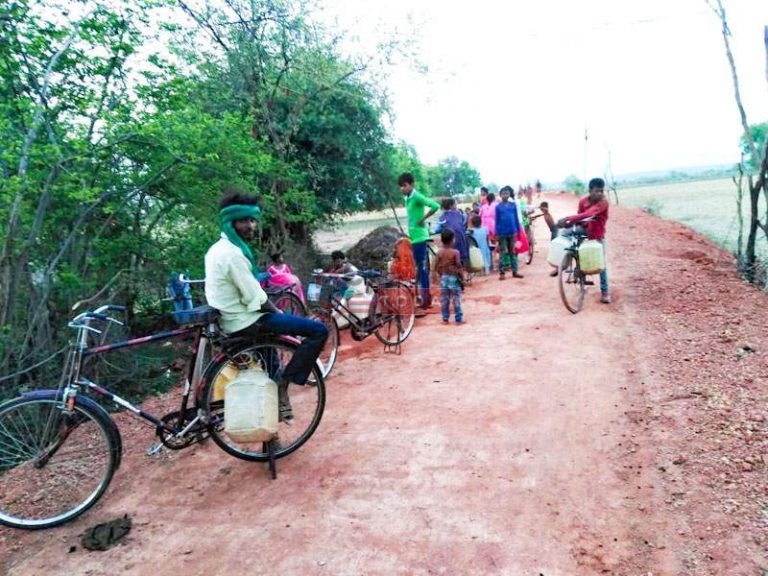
0 295 325 529
265 282 307 317
306 270 415 369
557 219 598 314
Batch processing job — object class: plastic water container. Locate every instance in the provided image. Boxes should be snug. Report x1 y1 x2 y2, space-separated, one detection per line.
547 235 572 268
224 368 278 443
212 362 239 402
348 292 374 319
578 240 605 274
469 246 484 271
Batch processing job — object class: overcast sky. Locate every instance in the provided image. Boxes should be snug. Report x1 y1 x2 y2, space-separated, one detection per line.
320 0 768 185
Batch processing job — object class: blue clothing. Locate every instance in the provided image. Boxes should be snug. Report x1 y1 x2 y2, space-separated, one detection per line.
468 227 492 272
412 240 431 307
231 312 328 385
598 239 609 294
434 209 469 264
495 201 520 236
440 274 463 322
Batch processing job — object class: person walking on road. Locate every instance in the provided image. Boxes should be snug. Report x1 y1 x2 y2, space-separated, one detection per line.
399 172 440 309
495 185 524 280
558 177 611 304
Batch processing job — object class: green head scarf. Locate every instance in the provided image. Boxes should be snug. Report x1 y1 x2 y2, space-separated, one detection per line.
220 204 262 274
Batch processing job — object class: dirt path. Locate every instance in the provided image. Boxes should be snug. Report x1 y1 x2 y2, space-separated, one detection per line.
2 195 766 575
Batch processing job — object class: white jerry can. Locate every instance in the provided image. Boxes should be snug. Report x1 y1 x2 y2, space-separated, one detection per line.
224 368 279 443
578 240 605 274
347 290 374 319
547 235 572 268
468 246 484 272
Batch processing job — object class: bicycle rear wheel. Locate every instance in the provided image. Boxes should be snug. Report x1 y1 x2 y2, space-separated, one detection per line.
307 310 339 380
559 252 586 314
201 339 325 462
0 396 119 529
373 281 416 345
271 291 307 317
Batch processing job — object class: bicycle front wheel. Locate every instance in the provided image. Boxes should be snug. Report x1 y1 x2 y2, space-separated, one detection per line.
201 340 325 462
0 396 119 529
559 252 585 314
373 281 416 345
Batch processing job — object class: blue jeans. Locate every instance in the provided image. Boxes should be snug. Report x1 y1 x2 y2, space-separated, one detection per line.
412 241 431 307
598 239 609 294
440 275 463 321
231 312 328 385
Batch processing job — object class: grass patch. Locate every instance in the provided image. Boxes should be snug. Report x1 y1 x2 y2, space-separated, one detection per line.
618 178 768 258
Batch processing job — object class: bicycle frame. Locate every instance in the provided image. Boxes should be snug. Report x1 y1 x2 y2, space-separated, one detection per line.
308 274 390 334
64 321 212 436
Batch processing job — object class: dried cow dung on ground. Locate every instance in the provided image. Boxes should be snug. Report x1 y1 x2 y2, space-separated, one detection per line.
82 514 132 551
346 226 404 272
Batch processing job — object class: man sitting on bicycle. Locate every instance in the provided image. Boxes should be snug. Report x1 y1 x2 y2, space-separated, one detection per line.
204 187 328 420
557 177 611 304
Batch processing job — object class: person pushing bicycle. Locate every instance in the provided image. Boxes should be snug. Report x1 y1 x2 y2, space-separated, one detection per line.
204 187 328 420
557 177 611 304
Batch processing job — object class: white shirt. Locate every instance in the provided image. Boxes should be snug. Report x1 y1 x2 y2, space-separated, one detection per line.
204 234 268 333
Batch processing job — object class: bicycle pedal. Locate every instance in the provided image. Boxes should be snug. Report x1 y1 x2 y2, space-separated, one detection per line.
146 442 165 457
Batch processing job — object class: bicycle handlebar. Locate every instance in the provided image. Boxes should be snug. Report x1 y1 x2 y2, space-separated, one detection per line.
68 306 125 333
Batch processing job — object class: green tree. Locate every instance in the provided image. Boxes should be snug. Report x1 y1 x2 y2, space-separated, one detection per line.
435 156 482 195
740 122 768 170
563 175 585 195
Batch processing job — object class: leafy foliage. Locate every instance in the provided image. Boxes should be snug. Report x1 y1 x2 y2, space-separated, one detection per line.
0 0 483 398
563 175 585 195
740 122 768 171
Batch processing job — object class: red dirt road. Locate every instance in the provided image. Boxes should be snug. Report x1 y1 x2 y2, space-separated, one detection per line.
2 195 767 575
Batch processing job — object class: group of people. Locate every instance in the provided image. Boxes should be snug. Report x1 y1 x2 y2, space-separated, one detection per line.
201 175 611 418
398 173 611 323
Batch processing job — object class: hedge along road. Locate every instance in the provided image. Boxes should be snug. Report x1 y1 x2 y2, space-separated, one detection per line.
2 194 767 575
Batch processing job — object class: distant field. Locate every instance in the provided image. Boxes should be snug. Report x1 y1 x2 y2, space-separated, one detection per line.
617 178 766 257
315 178 765 257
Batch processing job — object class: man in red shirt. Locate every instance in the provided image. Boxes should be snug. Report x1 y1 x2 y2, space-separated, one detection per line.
558 177 611 304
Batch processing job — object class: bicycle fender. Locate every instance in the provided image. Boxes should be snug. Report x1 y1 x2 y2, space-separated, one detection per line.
21 390 123 470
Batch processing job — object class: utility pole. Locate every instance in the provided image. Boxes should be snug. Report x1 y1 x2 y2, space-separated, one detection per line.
583 127 589 186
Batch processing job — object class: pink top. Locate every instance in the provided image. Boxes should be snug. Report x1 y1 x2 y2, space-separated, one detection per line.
265 263 304 301
479 201 497 236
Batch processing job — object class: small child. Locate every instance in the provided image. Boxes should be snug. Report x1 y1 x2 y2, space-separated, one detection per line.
435 228 464 324
267 252 305 301
535 202 558 240
530 202 560 277
467 214 491 275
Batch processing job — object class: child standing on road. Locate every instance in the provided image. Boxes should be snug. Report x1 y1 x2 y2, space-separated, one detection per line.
467 214 491 275
435 228 464 324
535 202 558 240
267 252 305 301
531 202 560 277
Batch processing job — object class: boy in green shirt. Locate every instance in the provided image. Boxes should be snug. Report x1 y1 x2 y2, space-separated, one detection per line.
398 172 439 308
